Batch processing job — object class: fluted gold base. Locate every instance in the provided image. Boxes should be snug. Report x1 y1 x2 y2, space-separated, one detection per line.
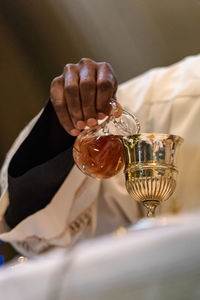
126 174 176 217
125 173 177 203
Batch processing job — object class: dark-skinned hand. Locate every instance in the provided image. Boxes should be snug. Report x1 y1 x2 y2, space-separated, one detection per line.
50 58 118 136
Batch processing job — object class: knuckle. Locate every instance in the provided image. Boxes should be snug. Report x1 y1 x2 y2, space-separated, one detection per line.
51 75 63 88
79 57 89 64
79 57 95 65
97 79 113 91
64 63 76 72
51 78 57 88
98 62 113 71
99 61 111 68
64 84 78 96
80 79 95 91
98 62 117 84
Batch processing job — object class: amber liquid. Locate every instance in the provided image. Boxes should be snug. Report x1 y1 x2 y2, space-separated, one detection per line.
73 135 124 179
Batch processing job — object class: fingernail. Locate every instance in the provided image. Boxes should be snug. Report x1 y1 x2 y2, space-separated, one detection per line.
97 112 106 120
70 129 80 136
76 120 86 130
87 118 97 127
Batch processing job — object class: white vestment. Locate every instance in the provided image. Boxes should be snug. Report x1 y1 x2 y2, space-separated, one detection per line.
0 55 200 255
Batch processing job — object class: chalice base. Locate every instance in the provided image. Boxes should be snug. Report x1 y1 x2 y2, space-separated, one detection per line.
142 200 160 217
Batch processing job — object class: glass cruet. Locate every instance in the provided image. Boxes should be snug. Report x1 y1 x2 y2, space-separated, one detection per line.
73 101 140 179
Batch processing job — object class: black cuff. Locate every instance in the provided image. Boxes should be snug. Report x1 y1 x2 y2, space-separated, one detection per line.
6 147 74 228
8 101 75 177
5 101 76 228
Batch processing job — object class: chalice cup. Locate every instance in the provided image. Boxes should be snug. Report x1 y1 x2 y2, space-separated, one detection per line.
121 133 184 217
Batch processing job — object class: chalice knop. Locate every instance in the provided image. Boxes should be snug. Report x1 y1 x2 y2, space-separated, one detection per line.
121 133 183 217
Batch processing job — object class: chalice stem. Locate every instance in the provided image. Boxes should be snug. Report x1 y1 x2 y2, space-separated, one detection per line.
143 200 159 218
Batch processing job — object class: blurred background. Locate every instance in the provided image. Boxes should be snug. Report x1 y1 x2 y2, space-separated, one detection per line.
0 0 200 165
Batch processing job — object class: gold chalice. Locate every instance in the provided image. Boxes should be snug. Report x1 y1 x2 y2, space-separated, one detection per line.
121 133 183 217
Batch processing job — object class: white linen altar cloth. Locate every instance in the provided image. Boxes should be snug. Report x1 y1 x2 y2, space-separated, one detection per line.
0 211 200 300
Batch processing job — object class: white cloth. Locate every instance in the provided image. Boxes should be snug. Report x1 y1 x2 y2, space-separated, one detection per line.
1 212 200 300
0 54 200 255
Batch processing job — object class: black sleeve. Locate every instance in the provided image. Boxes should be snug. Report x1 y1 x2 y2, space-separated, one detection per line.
5 101 76 229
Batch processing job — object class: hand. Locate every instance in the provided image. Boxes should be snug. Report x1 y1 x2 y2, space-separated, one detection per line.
50 58 118 136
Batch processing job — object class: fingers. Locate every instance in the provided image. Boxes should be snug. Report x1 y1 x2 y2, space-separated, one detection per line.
63 64 83 128
96 62 118 115
50 58 118 136
50 75 80 136
79 58 97 125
